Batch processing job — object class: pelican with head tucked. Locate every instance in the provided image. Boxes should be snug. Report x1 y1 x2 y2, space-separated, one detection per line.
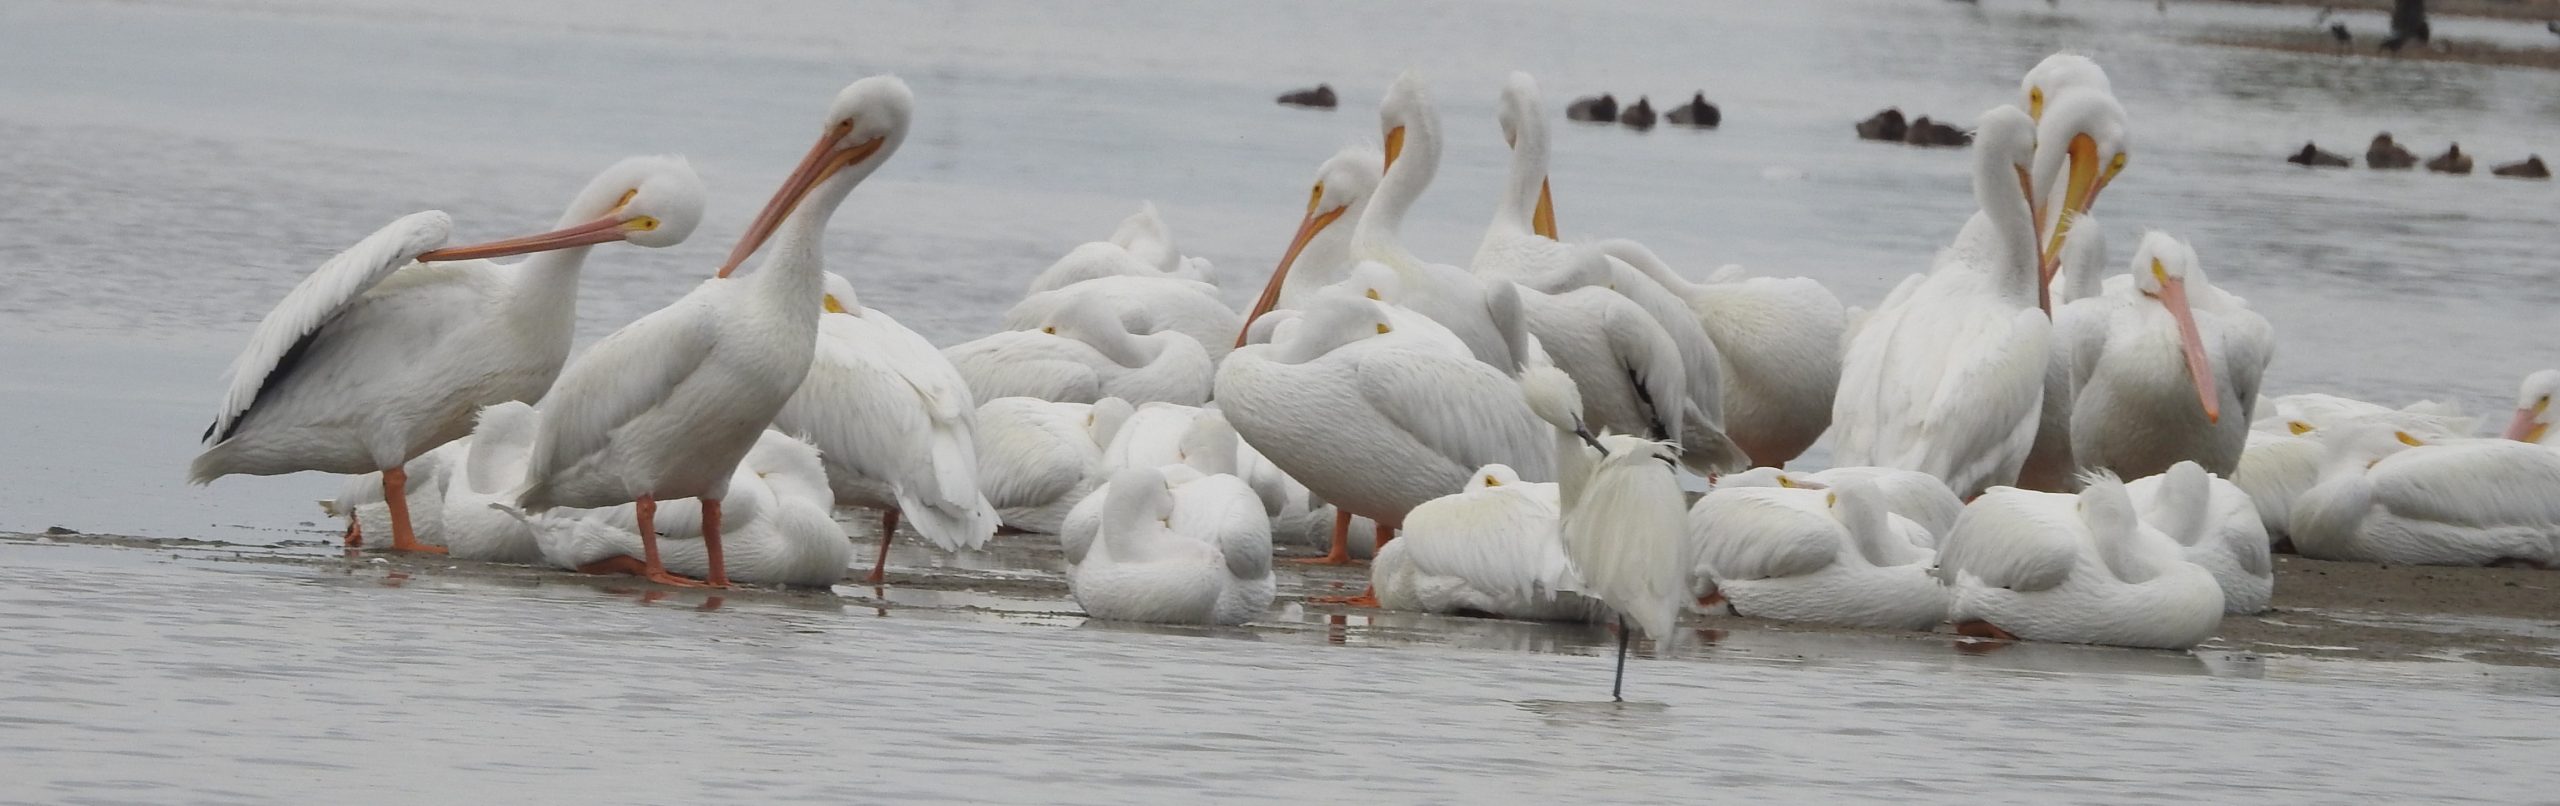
191 156 705 554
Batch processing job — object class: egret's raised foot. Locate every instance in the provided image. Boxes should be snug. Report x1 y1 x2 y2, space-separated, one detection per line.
1953 620 2018 641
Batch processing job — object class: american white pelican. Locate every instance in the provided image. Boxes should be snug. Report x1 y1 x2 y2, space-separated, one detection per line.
2258 393 2474 436
193 156 706 553
1323 72 1516 370
2124 461 2273 614
1372 463 1600 621
534 430 851 588
2019 217 2108 492
1936 475 2225 650
2060 232 2272 480
972 397 1127 534
1217 291 1552 567
2021 53 2114 123
2504 370 2557 445
2232 429 2322 547
1109 202 1218 287
437 401 542 563
1688 479 1947 630
2288 426 2560 568
1062 412 1261 567
1608 256 1846 469
323 440 464 550
2027 92 2131 308
2234 399 2479 545
514 76 911 588
944 298 1213 406
1830 106 2049 499
1521 366 1688 700
1068 466 1275 626
1025 204 1214 295
1005 273 1241 362
1239 148 1385 323
1714 465 1963 546
771 271 997 583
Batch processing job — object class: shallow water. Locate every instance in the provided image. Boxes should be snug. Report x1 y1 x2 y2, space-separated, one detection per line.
4 0 2559 800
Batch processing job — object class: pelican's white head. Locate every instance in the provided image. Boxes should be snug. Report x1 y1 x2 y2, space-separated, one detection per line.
2505 369 2559 443
2317 424 2427 472
1088 397 1137 445
1236 147 1387 344
1471 463 1526 490
2032 92 2130 284
1971 105 2041 278
720 75 916 277
1102 466 1177 528
820 271 859 315
1274 289 1394 362
2129 232 2221 423
743 430 832 505
1176 412 1241 476
416 155 706 262
1379 71 1438 178
1715 467 1824 490
1495 71 1558 240
2021 53 2113 121
2073 470 2142 540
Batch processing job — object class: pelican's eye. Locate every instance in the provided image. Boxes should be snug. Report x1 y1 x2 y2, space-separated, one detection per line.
1483 475 1501 487
1305 182 1325 216
1825 493 1838 507
1375 323 1391 334
623 216 661 231
1364 288 1381 300
2288 420 2314 435
2028 88 2045 120
1042 326 1057 335
2150 257 2169 286
2395 431 2423 447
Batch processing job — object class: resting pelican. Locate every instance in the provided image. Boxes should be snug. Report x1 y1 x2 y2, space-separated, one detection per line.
1005 273 1241 362
1025 204 1214 295
973 397 1126 534
1688 478 1947 631
514 76 910 588
1522 366 1688 701
1217 291 1551 568
1830 106 2049 499
1714 465 1962 545
1936 474 2225 650
1373 464 1599 621
2504 370 2557 445
771 271 996 583
2019 217 2110 492
944 298 1213 406
534 430 851 588
1068 466 1274 626
2234 398 2478 544
1237 148 1385 326
2060 232 2271 481
2289 427 2560 568
1061 412 1260 567
2125 461 2273 614
438 401 542 563
192 156 706 553
1608 257 1846 469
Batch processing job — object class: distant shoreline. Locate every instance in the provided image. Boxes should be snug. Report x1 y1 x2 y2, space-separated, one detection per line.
2209 0 2560 22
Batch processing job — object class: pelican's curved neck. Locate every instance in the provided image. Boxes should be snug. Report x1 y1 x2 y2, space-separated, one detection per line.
1836 492 1899 566
500 246 594 334
1975 151 2039 304
1492 119 1548 239
1088 328 1162 369
2150 473 2213 549
745 173 863 309
1353 119 1438 269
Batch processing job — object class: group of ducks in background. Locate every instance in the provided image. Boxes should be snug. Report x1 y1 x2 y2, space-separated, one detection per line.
2288 132 2549 178
1853 108 1975 148
192 54 2560 670
1281 83 1723 132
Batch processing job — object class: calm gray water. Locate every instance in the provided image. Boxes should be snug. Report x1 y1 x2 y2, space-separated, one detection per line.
3 0 2558 800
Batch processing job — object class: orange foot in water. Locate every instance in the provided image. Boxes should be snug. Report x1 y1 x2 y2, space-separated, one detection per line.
1953 620 2019 641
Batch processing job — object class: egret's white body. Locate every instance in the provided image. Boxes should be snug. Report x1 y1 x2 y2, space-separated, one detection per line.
944 299 1212 406
2059 233 2272 480
2289 427 2560 568
515 77 912 587
2124 461 2273 614
1831 107 2050 498
1688 480 1948 630
194 157 705 551
437 401 542 563
1004 273 1241 362
534 431 851 588
1937 476 2224 650
1715 465 1964 546
973 397 1127 534
1521 367 1688 644
772 272 995 579
1069 466 1274 626
1373 464 1600 621
1024 203 1214 295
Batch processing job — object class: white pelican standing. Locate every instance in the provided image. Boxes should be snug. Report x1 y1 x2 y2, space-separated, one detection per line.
2060 232 2271 480
944 299 1213 406
1372 464 1599 621
1217 291 1552 570
514 77 911 587
972 397 1128 534
2124 461 2273 614
437 401 542 563
533 430 852 588
1688 478 1947 631
771 271 997 583
2504 370 2557 445
1067 466 1274 626
1829 106 2049 499
1936 474 2225 650
192 156 706 553
2288 426 2560 568
1608 256 1847 469
1239 148 1386 322
1521 366 1688 701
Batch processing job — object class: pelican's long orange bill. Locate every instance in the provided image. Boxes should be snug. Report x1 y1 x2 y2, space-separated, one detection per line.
416 216 629 262
1235 204 1347 347
2037 134 2102 306
719 121 883 278
1532 178 1557 240
2504 406 2547 443
2157 276 2221 424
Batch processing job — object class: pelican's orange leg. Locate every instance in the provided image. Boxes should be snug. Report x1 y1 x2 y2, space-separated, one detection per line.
866 510 899 584
1287 509 1357 565
381 466 445 554
635 495 707 588
699 498 731 589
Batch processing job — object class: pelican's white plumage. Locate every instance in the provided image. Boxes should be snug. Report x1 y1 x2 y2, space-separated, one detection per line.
1245 148 1387 316
2259 393 2475 436
2232 429 2324 545
1336 72 1516 370
1937 475 2224 649
534 431 851 588
2019 218 2109 492
944 299 1213 406
1831 106 2050 498
1372 464 1598 621
2021 52 2115 122
973 397 1127 534
194 157 705 551
438 401 542 563
2125 461 2273 614
1004 273 1241 362
2502 370 2558 445
1061 409 1256 569
324 440 465 550
1025 204 1213 295
1625 261 1847 469
772 271 995 579
1688 479 1948 630
1068 466 1275 626
514 77 911 587
2289 427 2560 568
2060 232 2272 480
1715 465 1963 546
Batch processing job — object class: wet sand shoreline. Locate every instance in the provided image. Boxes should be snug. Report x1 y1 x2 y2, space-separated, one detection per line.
16 524 2555 671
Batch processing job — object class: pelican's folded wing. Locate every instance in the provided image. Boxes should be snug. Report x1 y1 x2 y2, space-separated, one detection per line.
206 210 451 443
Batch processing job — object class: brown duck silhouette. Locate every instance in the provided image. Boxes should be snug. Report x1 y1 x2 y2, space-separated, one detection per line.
1566 93 1618 122
1856 108 1908 142
1666 92 1720 128
1276 84 1337 109
2491 155 2550 179
2425 143 2473 174
1904 115 1969 147
2287 142 2351 168
2366 133 2417 169
1618 96 1657 130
